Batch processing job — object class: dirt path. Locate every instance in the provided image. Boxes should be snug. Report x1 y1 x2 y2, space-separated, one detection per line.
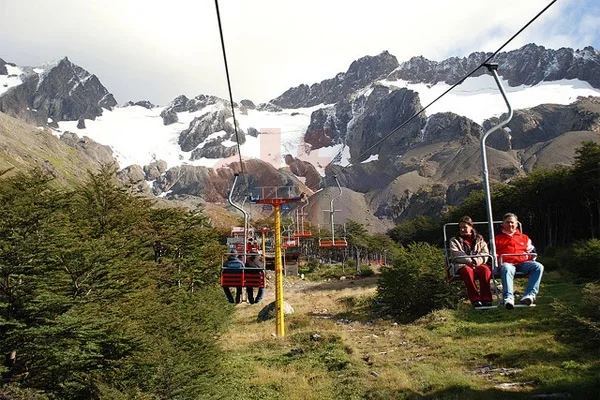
221 273 391 352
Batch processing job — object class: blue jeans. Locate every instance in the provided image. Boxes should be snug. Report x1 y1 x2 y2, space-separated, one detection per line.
501 261 544 300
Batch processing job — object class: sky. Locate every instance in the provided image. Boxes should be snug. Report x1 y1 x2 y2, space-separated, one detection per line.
1 0 600 106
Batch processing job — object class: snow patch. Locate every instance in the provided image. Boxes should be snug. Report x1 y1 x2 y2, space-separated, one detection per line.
0 65 23 96
52 77 600 177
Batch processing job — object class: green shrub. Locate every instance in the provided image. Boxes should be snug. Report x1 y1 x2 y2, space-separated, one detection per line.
358 265 375 277
571 239 600 279
376 242 462 322
545 240 600 280
553 282 600 349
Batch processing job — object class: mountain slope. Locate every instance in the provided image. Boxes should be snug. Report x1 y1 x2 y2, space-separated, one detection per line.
1 44 600 230
0 111 114 184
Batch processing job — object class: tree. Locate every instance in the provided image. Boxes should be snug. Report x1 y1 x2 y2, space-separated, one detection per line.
377 242 462 322
573 141 600 238
0 166 234 398
387 215 440 246
345 220 370 273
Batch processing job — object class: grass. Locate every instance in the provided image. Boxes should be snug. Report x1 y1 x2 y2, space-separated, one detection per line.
217 269 600 399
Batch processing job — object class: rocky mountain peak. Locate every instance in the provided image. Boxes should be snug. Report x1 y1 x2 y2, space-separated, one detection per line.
0 56 117 126
388 43 600 89
160 94 230 125
270 50 399 109
0 58 8 75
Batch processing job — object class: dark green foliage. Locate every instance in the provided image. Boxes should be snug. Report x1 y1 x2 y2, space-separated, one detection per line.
0 166 234 399
573 141 600 239
0 384 48 399
358 265 375 277
569 239 600 279
553 282 600 350
387 215 440 246
377 243 462 322
553 239 600 280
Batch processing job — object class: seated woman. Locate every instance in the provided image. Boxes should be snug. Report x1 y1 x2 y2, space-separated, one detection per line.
449 216 493 308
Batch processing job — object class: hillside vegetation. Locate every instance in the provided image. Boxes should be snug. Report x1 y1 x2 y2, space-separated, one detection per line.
0 112 107 186
220 270 599 399
0 143 599 399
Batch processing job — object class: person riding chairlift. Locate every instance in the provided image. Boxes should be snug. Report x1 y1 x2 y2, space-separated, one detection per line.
246 237 259 254
449 216 493 308
245 253 265 304
222 250 244 304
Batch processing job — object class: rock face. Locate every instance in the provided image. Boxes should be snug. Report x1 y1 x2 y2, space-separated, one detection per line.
59 131 116 165
0 57 117 126
388 44 600 89
160 94 230 125
1 44 600 230
178 108 236 152
143 160 168 181
152 158 309 203
488 97 600 151
284 154 322 191
124 100 155 109
0 58 8 75
271 51 399 108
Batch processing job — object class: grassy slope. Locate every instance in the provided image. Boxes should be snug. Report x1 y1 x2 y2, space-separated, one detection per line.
0 111 102 185
218 271 599 399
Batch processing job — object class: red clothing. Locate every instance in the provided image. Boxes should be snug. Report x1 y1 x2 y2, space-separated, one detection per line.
495 229 534 264
246 243 259 253
458 265 492 302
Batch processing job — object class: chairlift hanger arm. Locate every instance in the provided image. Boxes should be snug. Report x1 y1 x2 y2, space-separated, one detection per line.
227 173 250 257
480 64 513 272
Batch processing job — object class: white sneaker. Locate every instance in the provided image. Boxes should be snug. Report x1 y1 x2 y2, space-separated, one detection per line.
520 295 534 306
504 298 514 310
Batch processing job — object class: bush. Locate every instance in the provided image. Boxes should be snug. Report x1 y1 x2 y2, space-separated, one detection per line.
358 265 375 277
376 242 462 322
571 239 600 279
555 239 600 280
553 282 600 350
301 262 346 281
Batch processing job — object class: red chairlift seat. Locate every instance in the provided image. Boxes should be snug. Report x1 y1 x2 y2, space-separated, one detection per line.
282 237 299 248
293 231 312 238
319 238 348 248
220 267 265 288
220 254 265 288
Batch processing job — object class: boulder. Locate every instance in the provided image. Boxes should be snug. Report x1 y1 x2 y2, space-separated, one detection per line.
257 301 295 322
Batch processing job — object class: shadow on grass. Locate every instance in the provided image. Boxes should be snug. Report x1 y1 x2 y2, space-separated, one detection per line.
422 382 599 400
362 381 598 400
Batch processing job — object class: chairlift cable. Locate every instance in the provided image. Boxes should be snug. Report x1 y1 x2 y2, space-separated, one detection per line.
351 0 558 164
214 0 244 174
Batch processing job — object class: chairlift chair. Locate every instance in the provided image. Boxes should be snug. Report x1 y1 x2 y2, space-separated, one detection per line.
443 220 536 309
220 252 266 289
318 223 348 248
318 176 348 248
293 198 313 238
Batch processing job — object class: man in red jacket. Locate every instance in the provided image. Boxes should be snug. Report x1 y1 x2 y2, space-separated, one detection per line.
495 212 544 310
